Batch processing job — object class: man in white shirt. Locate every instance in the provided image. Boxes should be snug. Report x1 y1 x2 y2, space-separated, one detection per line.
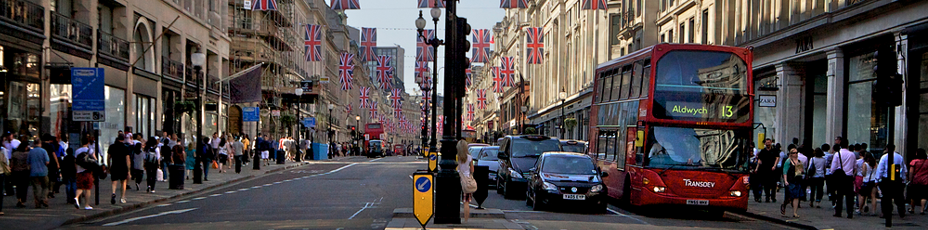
876 144 908 220
829 142 857 218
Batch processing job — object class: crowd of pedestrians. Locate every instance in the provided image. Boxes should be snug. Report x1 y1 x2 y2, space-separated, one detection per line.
750 136 928 220
0 130 315 215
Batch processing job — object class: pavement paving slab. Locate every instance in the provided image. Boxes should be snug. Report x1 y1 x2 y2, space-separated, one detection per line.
744 193 928 229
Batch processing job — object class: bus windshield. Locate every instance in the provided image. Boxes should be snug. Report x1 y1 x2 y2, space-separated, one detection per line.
652 50 750 123
645 126 749 171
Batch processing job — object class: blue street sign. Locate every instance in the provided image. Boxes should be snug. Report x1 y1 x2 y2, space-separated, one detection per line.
71 67 105 121
302 117 316 128
415 176 431 193
243 107 260 122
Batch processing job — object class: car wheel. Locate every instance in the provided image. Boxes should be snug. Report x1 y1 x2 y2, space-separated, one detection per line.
496 177 503 194
503 179 519 200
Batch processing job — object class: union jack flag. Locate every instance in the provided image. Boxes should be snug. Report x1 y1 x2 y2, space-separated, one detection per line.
417 0 444 8
466 104 475 121
500 0 528 9
330 0 360 10
491 67 503 93
465 67 472 91
375 55 393 89
582 0 608 10
471 29 493 63
390 89 403 108
476 89 488 110
417 29 435 62
360 28 377 62
422 89 430 102
252 0 278 11
500 57 516 87
304 24 323 62
359 87 372 109
346 103 352 114
369 101 378 120
393 102 403 118
526 27 544 64
379 114 388 124
415 61 430 89
338 53 354 91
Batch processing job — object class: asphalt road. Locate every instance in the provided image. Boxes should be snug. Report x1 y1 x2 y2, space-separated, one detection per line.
62 156 795 230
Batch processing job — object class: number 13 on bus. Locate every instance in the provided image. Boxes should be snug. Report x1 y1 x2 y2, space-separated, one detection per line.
588 44 754 212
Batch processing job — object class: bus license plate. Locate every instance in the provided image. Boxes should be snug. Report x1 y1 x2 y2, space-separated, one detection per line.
686 200 709 206
563 194 586 200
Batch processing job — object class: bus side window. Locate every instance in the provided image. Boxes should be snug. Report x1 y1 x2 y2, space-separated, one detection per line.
595 72 605 103
616 130 627 170
621 65 632 100
597 131 607 160
610 68 621 101
641 61 651 98
632 62 643 98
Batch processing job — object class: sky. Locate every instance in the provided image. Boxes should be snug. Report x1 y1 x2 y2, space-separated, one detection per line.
344 0 505 96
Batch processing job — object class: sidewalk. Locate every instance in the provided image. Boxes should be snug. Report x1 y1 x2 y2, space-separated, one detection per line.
0 156 352 230
743 193 928 229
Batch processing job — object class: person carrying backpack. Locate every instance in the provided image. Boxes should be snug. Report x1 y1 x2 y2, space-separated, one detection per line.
143 137 161 193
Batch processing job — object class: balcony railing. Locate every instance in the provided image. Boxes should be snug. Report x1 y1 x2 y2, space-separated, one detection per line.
0 0 44 33
162 56 184 79
185 66 202 86
97 30 129 61
51 12 93 49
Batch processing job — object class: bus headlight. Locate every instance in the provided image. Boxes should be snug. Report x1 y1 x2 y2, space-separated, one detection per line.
652 186 666 193
591 185 604 193
730 190 743 197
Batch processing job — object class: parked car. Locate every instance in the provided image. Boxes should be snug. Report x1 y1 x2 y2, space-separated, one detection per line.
497 135 562 199
526 152 609 212
559 140 588 153
475 146 500 188
468 143 489 160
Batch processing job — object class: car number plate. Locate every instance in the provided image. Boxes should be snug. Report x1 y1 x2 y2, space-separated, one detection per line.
563 194 586 200
686 200 709 206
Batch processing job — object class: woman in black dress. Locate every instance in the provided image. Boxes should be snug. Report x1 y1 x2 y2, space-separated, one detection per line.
107 135 130 204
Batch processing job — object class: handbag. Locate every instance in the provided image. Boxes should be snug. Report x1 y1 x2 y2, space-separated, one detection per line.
804 159 816 180
0 155 11 175
211 160 219 169
460 172 478 193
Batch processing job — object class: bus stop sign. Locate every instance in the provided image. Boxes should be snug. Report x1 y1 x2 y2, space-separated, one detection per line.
413 171 433 228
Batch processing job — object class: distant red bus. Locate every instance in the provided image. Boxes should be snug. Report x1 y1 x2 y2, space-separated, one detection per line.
364 123 385 157
588 44 753 212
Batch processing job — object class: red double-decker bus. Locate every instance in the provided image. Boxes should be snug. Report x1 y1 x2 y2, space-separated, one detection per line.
364 123 385 157
588 44 754 212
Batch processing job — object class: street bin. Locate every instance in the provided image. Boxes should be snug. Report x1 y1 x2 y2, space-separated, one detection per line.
276 149 285 164
312 143 328 161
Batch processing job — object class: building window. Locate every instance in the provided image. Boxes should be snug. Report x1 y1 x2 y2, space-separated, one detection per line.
610 14 622 45
702 10 709 44
688 18 695 44
134 94 156 138
679 22 686 43
846 52 889 152
102 86 126 160
668 29 674 43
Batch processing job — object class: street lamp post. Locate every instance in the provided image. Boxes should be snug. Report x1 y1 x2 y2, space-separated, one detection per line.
559 89 567 139
416 76 430 157
191 52 206 184
416 9 442 160
295 88 303 161
355 115 360 143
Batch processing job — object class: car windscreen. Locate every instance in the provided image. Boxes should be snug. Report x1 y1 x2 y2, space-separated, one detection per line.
478 147 500 161
561 144 585 153
511 139 561 157
468 147 483 159
542 156 597 175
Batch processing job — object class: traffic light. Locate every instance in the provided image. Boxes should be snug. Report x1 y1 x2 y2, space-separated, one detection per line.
349 125 357 136
456 17 471 98
872 46 903 107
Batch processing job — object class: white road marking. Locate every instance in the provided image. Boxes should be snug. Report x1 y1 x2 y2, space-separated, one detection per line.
369 158 385 162
102 208 197 226
607 208 649 225
175 200 190 204
155 204 171 207
348 197 383 220
225 191 236 194
192 197 206 200
209 194 222 197
251 186 261 189
238 188 249 191
408 175 413 179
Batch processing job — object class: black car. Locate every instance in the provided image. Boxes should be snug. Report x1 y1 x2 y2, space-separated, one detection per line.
496 135 562 199
526 152 608 212
559 140 588 153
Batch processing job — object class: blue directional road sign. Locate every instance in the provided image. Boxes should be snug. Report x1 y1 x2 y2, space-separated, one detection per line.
302 117 316 128
243 107 260 122
71 67 105 122
413 171 433 228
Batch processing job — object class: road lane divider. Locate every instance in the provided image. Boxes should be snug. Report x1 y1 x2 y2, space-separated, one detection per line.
101 208 197 226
